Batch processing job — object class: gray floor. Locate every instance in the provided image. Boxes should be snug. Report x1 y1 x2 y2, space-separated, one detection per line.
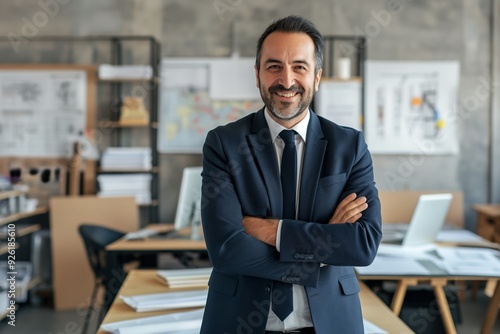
1 289 499 334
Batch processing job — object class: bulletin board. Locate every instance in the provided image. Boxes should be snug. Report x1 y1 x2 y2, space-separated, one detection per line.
0 64 97 194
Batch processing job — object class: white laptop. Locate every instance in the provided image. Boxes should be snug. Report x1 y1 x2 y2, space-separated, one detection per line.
381 193 453 249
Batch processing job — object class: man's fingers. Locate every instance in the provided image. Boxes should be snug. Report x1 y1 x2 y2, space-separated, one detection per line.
335 196 367 219
330 195 368 224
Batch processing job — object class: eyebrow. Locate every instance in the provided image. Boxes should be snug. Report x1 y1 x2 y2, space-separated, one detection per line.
264 58 311 67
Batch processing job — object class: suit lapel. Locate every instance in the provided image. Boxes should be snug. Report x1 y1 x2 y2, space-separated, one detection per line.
298 112 327 221
248 109 282 217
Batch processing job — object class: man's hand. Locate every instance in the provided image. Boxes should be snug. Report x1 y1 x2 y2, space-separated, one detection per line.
242 216 279 246
329 193 368 224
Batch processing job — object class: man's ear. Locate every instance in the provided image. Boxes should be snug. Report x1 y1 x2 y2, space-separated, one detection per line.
314 68 322 92
254 65 260 88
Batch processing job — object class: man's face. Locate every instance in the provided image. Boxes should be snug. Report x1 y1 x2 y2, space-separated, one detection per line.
255 31 322 127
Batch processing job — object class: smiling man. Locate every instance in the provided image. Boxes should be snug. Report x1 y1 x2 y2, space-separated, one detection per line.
200 16 382 334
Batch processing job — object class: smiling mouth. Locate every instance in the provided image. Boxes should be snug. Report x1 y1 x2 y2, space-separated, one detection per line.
275 91 299 98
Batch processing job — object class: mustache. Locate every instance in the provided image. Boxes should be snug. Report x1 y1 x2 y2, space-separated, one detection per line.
269 84 303 94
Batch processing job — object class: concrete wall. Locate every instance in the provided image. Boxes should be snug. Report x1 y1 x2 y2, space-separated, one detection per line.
1 0 497 230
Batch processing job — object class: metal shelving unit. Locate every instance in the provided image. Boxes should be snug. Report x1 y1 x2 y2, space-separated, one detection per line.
0 35 162 223
321 35 367 130
96 36 161 224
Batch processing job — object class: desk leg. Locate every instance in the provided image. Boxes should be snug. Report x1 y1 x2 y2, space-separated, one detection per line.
431 279 457 334
480 280 500 334
391 280 409 315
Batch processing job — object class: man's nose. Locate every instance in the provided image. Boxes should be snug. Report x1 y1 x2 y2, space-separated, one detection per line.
278 67 295 89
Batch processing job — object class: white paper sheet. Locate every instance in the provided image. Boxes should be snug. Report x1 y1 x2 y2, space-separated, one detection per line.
435 246 500 276
363 319 388 334
100 309 204 334
356 255 432 276
121 290 208 312
316 80 362 130
0 70 87 157
436 229 485 243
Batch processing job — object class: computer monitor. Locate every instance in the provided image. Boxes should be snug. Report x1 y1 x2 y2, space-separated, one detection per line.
174 166 203 232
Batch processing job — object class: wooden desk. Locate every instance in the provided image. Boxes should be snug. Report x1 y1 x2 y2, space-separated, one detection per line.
359 274 500 334
103 225 207 312
474 204 500 243
99 269 413 334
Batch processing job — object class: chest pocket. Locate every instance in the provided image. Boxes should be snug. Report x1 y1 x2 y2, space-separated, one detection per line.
318 173 346 188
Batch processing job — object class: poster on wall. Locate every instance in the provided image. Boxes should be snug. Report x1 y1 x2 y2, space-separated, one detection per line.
364 61 460 155
158 58 261 153
315 79 362 131
0 70 87 157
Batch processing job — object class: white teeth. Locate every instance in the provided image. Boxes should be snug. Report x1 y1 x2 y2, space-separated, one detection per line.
276 92 296 98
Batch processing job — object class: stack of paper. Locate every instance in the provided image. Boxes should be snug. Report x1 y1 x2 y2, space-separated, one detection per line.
98 64 153 80
355 256 437 276
121 289 208 312
100 147 152 171
357 245 500 277
157 268 212 288
434 246 500 276
97 173 152 205
100 308 204 334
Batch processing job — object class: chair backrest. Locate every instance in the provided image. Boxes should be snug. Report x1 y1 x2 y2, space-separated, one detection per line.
78 224 125 280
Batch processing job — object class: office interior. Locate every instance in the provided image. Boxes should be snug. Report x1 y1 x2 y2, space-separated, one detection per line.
1 1 500 333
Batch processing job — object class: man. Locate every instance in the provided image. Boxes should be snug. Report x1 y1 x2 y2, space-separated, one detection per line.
200 15 381 334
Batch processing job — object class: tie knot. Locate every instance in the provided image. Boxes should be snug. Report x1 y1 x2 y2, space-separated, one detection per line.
279 130 296 144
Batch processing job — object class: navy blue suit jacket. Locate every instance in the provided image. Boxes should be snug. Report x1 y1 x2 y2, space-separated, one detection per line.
200 108 382 334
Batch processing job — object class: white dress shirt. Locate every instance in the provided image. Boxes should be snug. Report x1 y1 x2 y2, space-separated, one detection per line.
264 109 314 331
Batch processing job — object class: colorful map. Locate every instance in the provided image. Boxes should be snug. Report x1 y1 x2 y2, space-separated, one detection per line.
159 88 261 153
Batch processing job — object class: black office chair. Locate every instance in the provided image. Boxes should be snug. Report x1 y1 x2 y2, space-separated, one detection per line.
78 224 125 334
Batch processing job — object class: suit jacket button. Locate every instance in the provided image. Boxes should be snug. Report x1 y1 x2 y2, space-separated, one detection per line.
281 275 287 281
293 253 300 259
265 286 271 293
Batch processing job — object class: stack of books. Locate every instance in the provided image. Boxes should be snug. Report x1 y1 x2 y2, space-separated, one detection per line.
156 268 212 288
97 174 152 205
100 147 152 171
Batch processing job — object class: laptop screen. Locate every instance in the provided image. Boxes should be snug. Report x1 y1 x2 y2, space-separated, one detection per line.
402 193 453 247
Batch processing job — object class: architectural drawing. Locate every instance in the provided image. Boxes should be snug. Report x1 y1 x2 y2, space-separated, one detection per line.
365 61 460 154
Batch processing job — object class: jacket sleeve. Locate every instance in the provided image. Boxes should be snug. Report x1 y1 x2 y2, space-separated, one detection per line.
279 131 382 267
201 129 321 287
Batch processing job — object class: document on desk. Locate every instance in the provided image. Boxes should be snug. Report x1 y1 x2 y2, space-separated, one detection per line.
100 308 204 334
355 255 443 276
124 228 159 240
157 268 212 288
434 246 500 276
363 319 388 334
436 229 485 243
121 289 208 312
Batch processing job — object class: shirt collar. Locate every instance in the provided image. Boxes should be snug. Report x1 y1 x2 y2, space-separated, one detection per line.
264 108 310 143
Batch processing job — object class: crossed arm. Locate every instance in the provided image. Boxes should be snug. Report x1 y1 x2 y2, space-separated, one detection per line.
242 193 368 247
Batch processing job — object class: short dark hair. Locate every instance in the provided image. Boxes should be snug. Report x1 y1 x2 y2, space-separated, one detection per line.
255 15 324 75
